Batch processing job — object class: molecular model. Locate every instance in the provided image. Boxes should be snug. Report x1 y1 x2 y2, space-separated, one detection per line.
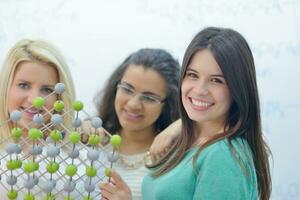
0 83 122 200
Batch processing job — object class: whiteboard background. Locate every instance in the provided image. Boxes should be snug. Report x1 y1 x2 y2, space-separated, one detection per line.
0 0 299 199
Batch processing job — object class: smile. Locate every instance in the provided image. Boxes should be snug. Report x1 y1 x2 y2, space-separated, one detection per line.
190 98 213 110
123 110 143 120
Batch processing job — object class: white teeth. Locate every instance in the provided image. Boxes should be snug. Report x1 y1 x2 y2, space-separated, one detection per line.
26 110 37 114
191 99 211 107
22 107 39 114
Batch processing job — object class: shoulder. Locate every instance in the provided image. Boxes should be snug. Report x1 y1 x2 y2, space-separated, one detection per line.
196 137 253 170
192 138 258 199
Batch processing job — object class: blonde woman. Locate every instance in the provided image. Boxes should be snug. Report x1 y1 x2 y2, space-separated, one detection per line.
0 39 76 198
0 39 75 141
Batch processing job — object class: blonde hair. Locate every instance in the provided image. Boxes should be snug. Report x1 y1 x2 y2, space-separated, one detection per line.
0 39 75 140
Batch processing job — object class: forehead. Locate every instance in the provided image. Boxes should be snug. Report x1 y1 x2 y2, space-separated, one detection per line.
188 49 222 74
13 61 58 84
121 64 167 94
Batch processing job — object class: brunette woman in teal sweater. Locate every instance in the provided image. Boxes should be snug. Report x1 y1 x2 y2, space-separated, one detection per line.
142 27 271 200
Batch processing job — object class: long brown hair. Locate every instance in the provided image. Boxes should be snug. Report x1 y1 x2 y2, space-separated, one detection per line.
150 27 271 200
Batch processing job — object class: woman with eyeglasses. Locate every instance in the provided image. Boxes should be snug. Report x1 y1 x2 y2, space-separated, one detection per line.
94 48 180 200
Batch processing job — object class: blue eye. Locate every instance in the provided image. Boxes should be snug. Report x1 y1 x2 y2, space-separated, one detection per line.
41 87 54 94
18 83 29 89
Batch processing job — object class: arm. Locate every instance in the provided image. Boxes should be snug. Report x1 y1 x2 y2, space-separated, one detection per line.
149 119 181 161
99 170 132 200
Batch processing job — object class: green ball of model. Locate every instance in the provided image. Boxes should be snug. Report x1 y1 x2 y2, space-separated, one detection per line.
28 128 43 140
66 164 77 177
15 159 22 169
50 130 62 142
6 160 17 170
7 159 22 170
105 168 111 177
110 135 122 148
7 190 18 199
69 132 80 144
34 162 39 171
11 127 23 140
88 134 100 146
33 97 45 109
54 100 64 112
47 162 59 173
24 161 38 173
24 193 35 200
86 166 97 177
72 101 84 111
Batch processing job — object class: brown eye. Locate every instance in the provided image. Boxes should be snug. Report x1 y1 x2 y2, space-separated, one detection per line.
118 84 135 95
211 78 223 84
186 72 198 79
140 95 160 104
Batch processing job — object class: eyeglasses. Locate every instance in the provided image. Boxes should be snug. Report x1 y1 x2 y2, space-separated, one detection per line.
117 83 165 105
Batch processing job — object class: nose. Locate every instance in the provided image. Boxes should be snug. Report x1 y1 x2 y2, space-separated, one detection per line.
26 89 41 105
196 80 209 96
126 94 142 109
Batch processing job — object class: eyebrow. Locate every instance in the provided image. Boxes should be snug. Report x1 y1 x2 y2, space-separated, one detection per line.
16 79 56 87
186 68 224 78
211 74 224 78
122 81 162 98
186 68 198 73
43 84 55 88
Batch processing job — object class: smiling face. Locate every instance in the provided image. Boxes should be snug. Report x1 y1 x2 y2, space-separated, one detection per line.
8 61 58 129
114 64 167 135
181 49 232 132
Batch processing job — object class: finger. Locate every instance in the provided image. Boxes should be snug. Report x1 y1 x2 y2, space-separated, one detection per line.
150 153 159 164
110 170 126 188
100 182 117 194
109 177 116 185
99 128 109 145
149 139 160 155
101 189 113 200
80 133 89 144
98 127 106 137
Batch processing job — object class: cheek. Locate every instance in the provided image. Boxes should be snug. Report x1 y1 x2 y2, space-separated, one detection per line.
181 81 190 105
146 106 163 122
45 95 57 110
214 88 232 111
181 81 187 95
114 94 124 113
216 88 231 103
7 87 20 111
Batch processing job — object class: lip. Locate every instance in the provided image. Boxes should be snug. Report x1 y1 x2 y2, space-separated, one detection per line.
189 97 213 111
123 109 143 121
21 107 41 119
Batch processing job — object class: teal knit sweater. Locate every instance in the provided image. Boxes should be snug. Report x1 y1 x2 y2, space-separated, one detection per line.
142 138 258 200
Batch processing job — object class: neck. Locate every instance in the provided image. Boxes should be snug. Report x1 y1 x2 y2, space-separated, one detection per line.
194 121 225 146
118 127 156 155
